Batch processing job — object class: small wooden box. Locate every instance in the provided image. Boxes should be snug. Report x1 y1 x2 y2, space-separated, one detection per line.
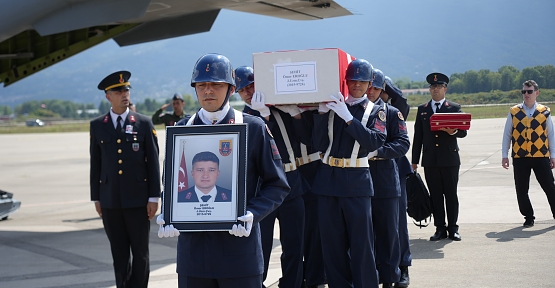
430 113 472 131
252 48 355 105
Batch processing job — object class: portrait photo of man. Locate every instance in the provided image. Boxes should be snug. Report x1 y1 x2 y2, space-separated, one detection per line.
178 151 232 203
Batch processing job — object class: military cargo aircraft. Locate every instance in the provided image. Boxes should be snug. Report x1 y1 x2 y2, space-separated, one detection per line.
0 0 351 87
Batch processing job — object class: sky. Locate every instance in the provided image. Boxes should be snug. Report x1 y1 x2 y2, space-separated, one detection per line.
1 0 554 105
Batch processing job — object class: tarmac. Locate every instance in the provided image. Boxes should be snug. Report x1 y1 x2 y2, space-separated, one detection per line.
0 117 554 288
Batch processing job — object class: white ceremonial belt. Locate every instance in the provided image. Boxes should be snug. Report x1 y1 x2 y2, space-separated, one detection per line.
296 152 322 167
324 156 370 168
283 162 297 172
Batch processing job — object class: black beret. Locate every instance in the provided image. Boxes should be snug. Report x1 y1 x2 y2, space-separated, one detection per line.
98 71 132 91
426 72 449 86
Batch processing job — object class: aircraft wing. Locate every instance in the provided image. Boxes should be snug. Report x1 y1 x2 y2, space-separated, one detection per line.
0 0 351 88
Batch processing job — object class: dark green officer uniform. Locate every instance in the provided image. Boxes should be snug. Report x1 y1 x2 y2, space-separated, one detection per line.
152 109 185 126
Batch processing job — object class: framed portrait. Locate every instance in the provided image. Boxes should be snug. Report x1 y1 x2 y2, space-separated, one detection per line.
163 124 247 231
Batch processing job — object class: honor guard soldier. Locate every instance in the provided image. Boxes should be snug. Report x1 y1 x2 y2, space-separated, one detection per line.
90 71 161 288
152 92 188 126
380 75 413 287
235 66 310 288
367 69 410 288
157 54 290 288
411 72 467 242
384 76 410 120
312 59 387 288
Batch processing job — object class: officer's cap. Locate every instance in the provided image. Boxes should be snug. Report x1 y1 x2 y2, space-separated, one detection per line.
98 71 132 91
426 73 449 86
172 93 184 101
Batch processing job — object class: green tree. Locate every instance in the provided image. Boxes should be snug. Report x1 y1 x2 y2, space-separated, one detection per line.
1 105 13 115
98 100 110 114
498 66 519 91
518 67 543 87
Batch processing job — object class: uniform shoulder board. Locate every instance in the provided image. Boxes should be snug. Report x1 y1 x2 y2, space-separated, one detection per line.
152 129 157 137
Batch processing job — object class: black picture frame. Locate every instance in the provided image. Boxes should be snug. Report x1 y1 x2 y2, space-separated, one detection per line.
163 124 247 231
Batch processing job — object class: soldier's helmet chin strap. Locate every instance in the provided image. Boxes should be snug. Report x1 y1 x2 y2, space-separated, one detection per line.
195 84 233 113
216 85 233 111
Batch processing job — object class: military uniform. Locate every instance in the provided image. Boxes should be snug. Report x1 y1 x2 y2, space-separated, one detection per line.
293 110 327 288
412 73 467 238
244 105 309 288
90 70 161 288
369 99 410 285
174 108 290 286
312 97 387 288
152 109 186 126
152 93 188 126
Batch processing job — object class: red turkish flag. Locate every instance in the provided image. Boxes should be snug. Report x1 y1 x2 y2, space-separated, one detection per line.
178 150 188 192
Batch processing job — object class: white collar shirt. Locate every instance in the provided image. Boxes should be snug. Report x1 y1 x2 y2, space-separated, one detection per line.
195 186 217 203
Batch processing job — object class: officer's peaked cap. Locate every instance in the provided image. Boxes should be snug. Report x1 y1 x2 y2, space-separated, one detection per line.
426 72 449 86
98 71 132 91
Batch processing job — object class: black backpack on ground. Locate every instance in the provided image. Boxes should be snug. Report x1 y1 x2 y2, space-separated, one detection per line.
406 171 433 228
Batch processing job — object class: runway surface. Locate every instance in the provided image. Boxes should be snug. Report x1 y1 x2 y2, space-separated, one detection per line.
0 117 554 287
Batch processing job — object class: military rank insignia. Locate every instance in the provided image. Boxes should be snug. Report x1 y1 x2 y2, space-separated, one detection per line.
152 129 157 137
103 115 109 123
185 192 192 200
221 192 228 201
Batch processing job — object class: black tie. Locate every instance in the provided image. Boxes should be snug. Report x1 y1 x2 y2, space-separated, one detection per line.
116 116 122 132
201 195 212 202
435 102 441 112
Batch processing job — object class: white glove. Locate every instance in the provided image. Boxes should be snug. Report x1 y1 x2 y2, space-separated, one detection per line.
367 150 378 159
276 105 301 117
326 92 353 122
156 214 180 238
251 92 271 117
229 211 254 237
318 102 330 113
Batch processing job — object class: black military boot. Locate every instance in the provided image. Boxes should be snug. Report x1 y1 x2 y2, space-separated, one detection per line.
395 266 410 287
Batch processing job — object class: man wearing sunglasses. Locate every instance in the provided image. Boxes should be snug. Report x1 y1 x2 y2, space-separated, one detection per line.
411 72 467 242
501 80 555 228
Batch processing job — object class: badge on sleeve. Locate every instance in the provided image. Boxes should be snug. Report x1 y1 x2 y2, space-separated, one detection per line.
378 111 386 122
397 111 404 121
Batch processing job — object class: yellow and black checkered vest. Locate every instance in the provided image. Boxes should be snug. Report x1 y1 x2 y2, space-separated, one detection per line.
510 103 550 158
